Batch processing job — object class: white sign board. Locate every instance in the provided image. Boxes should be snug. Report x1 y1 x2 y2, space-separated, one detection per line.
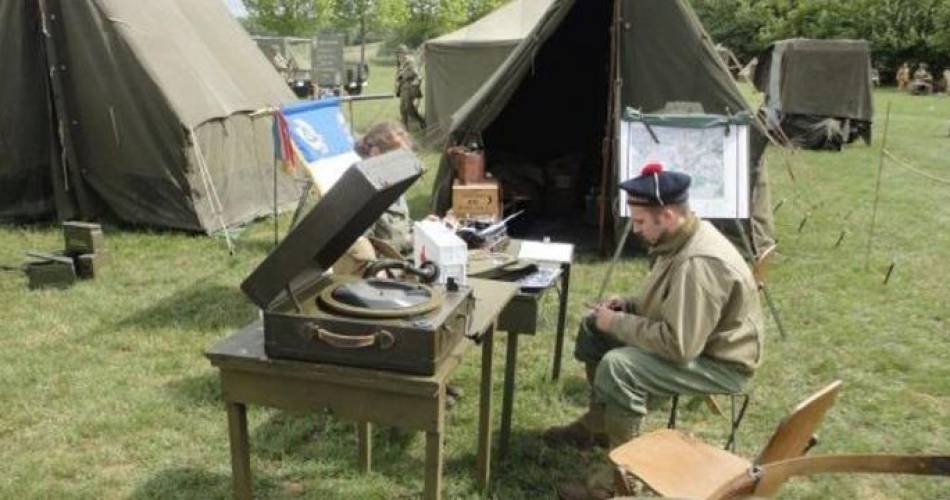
618 118 750 219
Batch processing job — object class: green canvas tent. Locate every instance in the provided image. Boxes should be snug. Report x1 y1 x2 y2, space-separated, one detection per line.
753 39 874 150
431 0 774 252
422 0 555 133
0 0 300 233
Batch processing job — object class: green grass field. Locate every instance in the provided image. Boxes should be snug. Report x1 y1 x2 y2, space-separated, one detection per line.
1 63 949 499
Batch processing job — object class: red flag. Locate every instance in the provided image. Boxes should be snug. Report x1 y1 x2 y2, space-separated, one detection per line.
274 110 298 173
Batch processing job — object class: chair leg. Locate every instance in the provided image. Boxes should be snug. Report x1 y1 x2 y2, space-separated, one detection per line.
667 395 679 429
724 394 751 452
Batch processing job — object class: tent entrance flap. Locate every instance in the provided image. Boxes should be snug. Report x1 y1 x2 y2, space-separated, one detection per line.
477 0 612 245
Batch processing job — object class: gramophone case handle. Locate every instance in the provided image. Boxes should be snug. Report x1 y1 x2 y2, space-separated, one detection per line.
310 326 396 350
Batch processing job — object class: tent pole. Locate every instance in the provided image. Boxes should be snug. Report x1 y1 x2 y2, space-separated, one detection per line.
598 0 623 255
733 219 787 339
190 129 235 255
597 217 634 300
865 101 892 271
37 0 87 220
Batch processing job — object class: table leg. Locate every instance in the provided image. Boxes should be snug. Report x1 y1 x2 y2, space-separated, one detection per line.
499 330 520 461
357 421 372 473
226 401 252 500
476 324 495 491
552 263 571 381
424 389 444 500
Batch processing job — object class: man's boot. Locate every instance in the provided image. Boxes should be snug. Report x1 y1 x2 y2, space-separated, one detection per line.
603 405 642 449
541 404 609 450
543 364 609 449
556 407 643 500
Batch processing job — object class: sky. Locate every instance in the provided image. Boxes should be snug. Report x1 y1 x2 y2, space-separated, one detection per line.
222 0 248 18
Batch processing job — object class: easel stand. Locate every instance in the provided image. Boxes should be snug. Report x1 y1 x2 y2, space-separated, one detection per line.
733 219 788 339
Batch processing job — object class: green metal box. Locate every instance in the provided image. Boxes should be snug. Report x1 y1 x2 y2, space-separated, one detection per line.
25 253 77 290
75 252 105 280
63 221 105 255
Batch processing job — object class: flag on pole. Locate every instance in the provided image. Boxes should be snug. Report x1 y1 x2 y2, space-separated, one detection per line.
273 110 298 173
273 98 360 194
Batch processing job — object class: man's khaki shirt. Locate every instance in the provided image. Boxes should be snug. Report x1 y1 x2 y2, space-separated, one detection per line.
605 216 764 372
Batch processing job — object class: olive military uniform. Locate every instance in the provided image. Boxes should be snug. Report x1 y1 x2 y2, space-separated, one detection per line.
368 195 413 257
574 214 764 420
395 52 426 130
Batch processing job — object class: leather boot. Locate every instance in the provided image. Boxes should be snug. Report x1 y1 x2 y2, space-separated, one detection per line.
543 364 609 449
603 405 642 449
541 406 609 449
556 480 612 500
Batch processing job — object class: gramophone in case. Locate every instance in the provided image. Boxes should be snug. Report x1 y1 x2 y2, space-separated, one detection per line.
241 150 474 375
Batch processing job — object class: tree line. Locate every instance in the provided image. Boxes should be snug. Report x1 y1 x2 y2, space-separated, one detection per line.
241 0 950 77
690 0 950 78
241 0 506 47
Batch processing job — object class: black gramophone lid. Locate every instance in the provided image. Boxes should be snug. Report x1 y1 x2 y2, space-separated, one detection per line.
241 149 423 310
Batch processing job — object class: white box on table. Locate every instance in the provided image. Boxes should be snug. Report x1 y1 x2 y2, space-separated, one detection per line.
413 220 467 285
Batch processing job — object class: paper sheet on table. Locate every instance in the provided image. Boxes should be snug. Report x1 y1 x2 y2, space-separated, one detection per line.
517 241 574 264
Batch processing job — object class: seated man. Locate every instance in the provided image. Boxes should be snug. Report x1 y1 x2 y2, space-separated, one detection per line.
910 63 934 95
544 162 765 457
331 121 416 275
354 121 416 257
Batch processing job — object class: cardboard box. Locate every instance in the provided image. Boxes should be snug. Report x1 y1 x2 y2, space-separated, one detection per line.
451 179 501 220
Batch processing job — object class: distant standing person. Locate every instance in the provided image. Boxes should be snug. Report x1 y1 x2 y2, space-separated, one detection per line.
395 44 426 131
896 62 911 91
943 69 950 95
269 46 291 82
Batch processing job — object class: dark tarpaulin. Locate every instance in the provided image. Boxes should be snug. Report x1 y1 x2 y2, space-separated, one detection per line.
0 0 54 221
754 39 874 122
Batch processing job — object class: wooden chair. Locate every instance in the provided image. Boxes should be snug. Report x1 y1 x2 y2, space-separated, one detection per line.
707 454 950 499
609 381 950 498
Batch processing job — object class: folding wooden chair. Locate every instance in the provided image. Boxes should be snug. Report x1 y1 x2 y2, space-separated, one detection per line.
610 381 950 498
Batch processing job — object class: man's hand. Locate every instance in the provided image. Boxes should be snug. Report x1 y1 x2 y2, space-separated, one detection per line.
592 304 619 332
603 295 625 311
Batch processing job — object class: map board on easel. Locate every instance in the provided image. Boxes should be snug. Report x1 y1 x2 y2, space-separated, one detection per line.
618 110 751 219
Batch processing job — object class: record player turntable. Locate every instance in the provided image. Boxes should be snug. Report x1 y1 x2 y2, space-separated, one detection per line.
241 150 474 376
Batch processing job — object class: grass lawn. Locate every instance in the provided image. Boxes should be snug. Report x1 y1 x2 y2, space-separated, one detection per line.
1 60 949 499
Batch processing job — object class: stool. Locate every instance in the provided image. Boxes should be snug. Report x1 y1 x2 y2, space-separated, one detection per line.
666 393 751 452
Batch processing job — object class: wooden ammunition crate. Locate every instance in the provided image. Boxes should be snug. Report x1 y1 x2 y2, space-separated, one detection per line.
75 253 106 280
451 179 501 220
63 221 105 255
25 255 77 290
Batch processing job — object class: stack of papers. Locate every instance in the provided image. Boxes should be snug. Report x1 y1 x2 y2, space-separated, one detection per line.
517 240 574 264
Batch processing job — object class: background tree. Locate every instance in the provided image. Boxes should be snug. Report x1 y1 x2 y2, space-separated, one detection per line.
690 0 950 79
466 0 506 20
243 0 333 36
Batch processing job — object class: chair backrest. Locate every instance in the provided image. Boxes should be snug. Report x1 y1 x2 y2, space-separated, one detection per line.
755 380 843 465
